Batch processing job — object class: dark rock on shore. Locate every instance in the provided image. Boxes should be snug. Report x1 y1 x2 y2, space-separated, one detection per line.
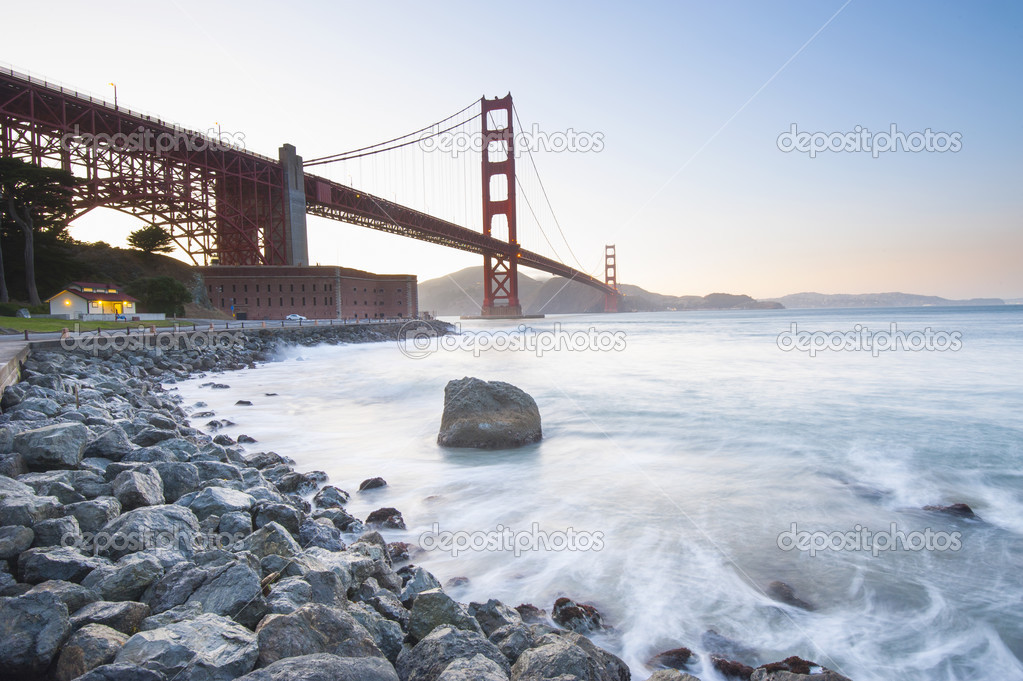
767 580 815 611
437 377 542 449
923 502 977 519
366 507 406 530
552 596 605 633
648 646 694 670
359 476 388 491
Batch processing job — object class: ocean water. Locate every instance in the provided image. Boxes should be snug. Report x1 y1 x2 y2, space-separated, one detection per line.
177 306 1023 681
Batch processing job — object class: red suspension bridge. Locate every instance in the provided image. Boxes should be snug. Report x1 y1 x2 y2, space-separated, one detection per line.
0 68 620 315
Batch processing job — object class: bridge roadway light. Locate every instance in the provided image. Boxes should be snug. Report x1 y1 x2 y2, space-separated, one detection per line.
108 83 117 108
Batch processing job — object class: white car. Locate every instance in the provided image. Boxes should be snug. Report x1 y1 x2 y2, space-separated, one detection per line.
285 314 307 321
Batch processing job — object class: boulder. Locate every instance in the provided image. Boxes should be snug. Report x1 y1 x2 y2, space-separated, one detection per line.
71 600 151 635
82 552 165 602
55 623 128 681
73 663 167 681
0 524 34 559
510 632 629 681
19 546 107 584
112 468 166 510
397 625 510 681
437 377 541 449
232 521 302 560
255 603 383 666
366 507 406 530
83 427 135 461
437 653 510 681
469 599 524 637
235 653 400 681
32 515 81 548
552 597 606 633
96 504 201 561
186 561 265 628
409 588 483 642
359 477 387 491
25 579 101 613
13 422 91 471
67 497 123 534
152 462 200 502
0 591 71 679
647 672 701 681
186 486 255 521
766 581 815 611
314 485 350 508
115 612 258 680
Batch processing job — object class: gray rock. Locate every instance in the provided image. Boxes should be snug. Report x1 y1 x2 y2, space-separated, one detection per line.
25 579 101 613
437 653 511 681
139 601 204 631
349 601 404 664
219 510 253 537
13 396 61 417
314 485 350 508
152 462 200 502
409 588 482 642
32 515 81 548
143 561 209 614
397 625 510 681
67 497 123 534
299 518 346 551
71 600 151 635
232 521 301 560
131 428 176 447
0 452 28 478
510 632 629 681
56 623 129 681
255 603 383 667
116 612 257 681
489 623 534 664
186 561 265 628
437 377 542 449
84 427 135 461
400 566 443 604
19 546 107 584
186 486 254 521
82 552 165 602
253 501 302 536
235 653 400 681
0 483 63 526
359 477 387 491
0 525 34 559
13 422 91 471
470 599 524 637
0 591 71 678
97 504 200 561
112 468 166 510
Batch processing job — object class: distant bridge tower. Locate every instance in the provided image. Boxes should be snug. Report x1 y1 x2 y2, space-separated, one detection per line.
604 244 618 313
480 94 522 317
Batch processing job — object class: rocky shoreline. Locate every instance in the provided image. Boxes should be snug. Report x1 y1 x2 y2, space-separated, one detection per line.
0 322 852 681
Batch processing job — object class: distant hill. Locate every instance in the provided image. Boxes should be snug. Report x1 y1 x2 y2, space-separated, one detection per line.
418 267 783 315
766 292 1005 308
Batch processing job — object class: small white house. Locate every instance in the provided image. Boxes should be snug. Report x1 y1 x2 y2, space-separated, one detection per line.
47 281 140 319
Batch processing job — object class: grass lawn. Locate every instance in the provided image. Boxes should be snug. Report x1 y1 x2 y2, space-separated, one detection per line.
0 317 185 334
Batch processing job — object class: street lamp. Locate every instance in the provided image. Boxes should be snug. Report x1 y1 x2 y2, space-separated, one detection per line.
108 82 117 108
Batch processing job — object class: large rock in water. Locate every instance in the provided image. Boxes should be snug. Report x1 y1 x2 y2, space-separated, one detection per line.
437 377 542 449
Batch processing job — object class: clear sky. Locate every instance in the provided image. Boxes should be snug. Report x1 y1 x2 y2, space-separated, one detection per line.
4 0 1021 299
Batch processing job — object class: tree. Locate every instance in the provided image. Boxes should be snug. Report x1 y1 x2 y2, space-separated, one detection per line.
127 276 191 316
127 225 175 254
0 158 75 305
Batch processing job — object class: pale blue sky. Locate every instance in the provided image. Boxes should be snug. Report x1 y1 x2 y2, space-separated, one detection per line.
4 1 1020 298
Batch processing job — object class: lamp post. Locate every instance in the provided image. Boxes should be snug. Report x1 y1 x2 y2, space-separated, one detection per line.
108 82 117 108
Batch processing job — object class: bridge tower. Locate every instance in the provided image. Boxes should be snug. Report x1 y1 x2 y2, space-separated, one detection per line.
480 94 522 317
604 244 619 313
